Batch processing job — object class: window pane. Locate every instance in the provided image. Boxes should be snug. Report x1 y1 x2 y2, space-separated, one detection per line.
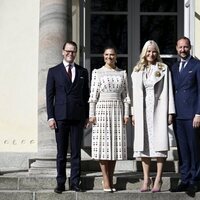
162 58 177 68
140 0 177 12
140 16 177 54
90 57 128 74
91 15 127 54
91 0 128 11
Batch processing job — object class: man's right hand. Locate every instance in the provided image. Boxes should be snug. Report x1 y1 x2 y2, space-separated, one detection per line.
48 119 57 129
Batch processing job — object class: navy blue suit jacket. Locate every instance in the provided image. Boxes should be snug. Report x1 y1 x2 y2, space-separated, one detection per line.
46 62 89 121
171 56 200 119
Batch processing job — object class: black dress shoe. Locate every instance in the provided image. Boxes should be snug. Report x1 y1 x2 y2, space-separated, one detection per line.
187 184 198 194
54 186 65 194
171 182 188 192
70 185 82 192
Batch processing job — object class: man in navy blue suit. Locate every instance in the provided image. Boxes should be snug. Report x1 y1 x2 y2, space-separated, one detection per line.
46 41 89 193
171 36 200 193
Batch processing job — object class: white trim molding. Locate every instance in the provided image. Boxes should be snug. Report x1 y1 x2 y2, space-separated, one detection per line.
184 0 195 54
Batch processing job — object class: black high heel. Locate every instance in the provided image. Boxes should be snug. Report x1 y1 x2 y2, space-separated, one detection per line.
140 178 152 192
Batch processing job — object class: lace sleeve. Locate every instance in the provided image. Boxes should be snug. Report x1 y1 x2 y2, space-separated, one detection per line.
88 69 100 117
122 71 131 117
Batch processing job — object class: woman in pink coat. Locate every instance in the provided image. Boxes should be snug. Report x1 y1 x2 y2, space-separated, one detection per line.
131 40 175 192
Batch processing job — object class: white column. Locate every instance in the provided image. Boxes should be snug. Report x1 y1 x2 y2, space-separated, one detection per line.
30 0 72 174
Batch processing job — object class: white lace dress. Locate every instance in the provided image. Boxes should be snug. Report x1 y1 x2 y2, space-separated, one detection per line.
89 66 130 160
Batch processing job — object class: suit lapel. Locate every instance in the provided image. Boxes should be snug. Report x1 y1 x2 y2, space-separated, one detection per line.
151 70 165 86
133 71 144 95
58 63 73 94
59 64 70 81
65 63 82 93
73 64 80 86
172 62 182 88
147 63 165 86
178 57 194 87
174 62 180 78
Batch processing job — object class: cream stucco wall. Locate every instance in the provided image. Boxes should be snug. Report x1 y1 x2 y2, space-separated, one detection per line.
195 0 200 58
0 0 39 152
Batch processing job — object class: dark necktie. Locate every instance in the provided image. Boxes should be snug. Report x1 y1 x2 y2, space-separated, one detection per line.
179 61 186 73
67 64 72 81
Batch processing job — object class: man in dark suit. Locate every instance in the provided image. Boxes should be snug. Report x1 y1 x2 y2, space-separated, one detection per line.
46 41 89 193
171 36 200 193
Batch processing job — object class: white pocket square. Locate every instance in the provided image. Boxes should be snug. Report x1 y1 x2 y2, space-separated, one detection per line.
188 71 193 73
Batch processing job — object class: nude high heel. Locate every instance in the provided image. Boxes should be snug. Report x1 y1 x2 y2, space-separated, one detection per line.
151 180 163 193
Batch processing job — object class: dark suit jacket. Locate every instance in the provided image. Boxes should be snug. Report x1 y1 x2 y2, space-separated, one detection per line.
46 62 89 121
171 56 200 119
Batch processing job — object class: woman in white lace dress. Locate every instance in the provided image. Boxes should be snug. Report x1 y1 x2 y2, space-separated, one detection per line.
131 40 175 192
89 47 130 192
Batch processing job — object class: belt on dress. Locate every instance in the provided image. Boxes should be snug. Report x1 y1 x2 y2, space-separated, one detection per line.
99 93 121 100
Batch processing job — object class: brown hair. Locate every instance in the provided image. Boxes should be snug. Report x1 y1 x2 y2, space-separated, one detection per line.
63 41 78 51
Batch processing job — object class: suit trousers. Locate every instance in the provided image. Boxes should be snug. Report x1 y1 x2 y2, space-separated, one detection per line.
55 119 83 187
174 119 200 184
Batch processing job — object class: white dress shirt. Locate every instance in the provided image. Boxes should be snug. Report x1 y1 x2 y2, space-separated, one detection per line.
63 59 76 82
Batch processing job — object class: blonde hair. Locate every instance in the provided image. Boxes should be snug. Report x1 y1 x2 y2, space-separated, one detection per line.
134 40 163 72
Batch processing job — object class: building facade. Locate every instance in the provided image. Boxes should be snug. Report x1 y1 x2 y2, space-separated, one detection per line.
0 0 199 170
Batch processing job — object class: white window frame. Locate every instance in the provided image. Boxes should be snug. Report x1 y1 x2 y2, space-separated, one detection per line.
184 0 195 54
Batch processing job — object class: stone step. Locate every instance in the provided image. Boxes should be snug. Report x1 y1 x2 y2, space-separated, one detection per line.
28 158 179 174
0 190 199 200
0 171 180 191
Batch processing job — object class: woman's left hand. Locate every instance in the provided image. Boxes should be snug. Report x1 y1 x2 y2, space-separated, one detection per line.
123 116 129 125
89 116 96 125
168 114 173 125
